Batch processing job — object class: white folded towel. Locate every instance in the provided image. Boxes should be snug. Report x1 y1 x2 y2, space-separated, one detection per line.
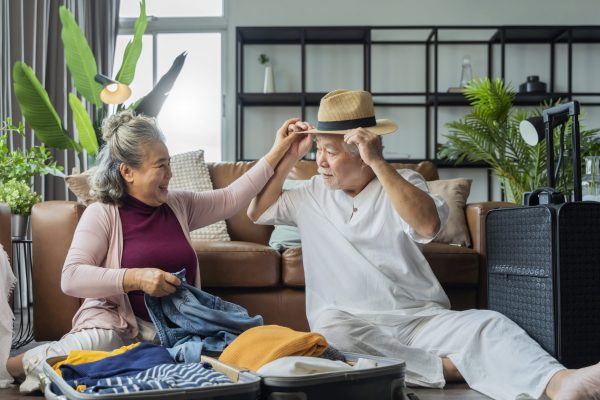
256 356 378 377
0 244 16 388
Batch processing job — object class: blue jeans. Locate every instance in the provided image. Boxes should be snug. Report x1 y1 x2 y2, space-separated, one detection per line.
144 269 263 362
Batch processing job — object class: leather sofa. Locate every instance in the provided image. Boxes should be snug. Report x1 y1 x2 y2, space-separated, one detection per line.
30 160 510 341
0 203 11 262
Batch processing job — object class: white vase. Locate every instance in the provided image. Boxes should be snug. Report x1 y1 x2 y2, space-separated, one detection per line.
263 65 275 93
11 214 29 240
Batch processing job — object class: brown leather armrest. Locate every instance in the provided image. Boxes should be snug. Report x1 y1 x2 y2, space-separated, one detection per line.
0 203 11 261
466 201 514 256
31 201 85 341
465 201 514 309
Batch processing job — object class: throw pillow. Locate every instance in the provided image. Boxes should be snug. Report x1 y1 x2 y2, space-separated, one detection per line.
268 179 306 251
168 150 231 241
427 178 472 247
64 167 97 205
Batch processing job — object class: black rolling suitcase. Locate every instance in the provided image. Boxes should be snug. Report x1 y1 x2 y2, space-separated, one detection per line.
486 201 600 368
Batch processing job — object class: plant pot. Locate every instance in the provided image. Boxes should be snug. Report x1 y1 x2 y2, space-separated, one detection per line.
11 214 29 240
263 65 275 93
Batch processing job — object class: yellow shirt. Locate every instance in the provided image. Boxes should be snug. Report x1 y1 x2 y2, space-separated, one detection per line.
52 342 141 376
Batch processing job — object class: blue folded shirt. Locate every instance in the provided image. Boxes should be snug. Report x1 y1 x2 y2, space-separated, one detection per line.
60 342 174 388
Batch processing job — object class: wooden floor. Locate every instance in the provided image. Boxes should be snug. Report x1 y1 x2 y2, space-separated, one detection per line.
1 383 491 399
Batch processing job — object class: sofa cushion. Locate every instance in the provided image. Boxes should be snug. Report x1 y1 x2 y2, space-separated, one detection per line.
169 150 231 241
194 241 280 287
64 167 97 205
428 178 472 247
269 180 308 251
281 247 304 287
422 242 479 286
207 161 273 245
282 243 478 288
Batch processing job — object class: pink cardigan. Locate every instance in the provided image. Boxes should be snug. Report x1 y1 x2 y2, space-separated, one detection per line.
61 158 274 339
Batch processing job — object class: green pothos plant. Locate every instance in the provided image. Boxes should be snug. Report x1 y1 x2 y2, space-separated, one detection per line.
438 78 600 204
12 0 186 161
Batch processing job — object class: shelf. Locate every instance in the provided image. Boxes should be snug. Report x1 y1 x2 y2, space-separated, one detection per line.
489 27 567 44
237 24 600 198
239 93 302 106
427 92 569 106
513 93 568 105
237 27 369 44
239 93 328 106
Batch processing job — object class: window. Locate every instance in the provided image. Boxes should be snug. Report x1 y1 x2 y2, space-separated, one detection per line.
115 0 225 161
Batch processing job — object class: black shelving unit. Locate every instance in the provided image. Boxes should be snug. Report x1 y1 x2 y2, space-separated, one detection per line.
236 25 600 199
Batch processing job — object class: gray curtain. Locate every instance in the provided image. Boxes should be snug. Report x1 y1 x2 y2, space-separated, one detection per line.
1 0 119 201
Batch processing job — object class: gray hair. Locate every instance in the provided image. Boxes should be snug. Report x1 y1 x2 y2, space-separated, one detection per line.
90 110 166 204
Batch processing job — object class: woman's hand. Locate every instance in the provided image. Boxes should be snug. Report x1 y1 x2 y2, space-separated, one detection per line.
123 268 181 297
264 118 313 168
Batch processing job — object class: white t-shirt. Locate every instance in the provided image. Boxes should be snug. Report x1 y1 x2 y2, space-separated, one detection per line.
256 169 451 327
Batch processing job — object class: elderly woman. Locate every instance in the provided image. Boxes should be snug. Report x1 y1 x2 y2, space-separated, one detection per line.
4 111 310 392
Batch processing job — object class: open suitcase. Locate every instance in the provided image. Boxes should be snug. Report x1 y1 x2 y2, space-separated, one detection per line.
42 352 407 400
486 202 600 368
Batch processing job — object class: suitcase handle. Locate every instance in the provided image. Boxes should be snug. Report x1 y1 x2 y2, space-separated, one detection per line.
528 187 565 206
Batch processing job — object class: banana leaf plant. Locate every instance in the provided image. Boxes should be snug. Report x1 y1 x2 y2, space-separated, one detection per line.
12 0 186 160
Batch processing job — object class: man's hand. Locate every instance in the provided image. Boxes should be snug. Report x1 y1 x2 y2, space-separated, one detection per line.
344 128 384 167
123 268 181 297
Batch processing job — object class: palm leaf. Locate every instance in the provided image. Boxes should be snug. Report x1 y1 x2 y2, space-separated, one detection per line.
12 62 79 150
59 6 102 106
134 51 187 117
69 94 98 156
115 0 147 84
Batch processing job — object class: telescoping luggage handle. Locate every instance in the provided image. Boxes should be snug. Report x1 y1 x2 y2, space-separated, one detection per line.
520 101 582 205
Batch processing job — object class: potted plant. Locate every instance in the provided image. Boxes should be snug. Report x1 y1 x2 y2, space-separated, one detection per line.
259 53 275 93
0 117 61 238
0 117 62 183
0 179 41 239
438 78 600 204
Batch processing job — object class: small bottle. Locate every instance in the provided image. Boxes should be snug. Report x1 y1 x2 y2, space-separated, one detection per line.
459 55 473 88
582 156 600 201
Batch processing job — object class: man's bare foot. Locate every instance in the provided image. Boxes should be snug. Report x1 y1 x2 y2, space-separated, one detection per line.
549 363 600 400
442 357 463 383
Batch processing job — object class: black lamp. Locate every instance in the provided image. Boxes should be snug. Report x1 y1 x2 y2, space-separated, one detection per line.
519 101 582 202
94 74 132 104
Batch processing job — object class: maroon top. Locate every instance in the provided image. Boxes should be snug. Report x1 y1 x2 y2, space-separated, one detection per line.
119 193 197 321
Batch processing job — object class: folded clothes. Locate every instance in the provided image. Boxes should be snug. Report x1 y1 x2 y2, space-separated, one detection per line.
219 325 328 371
257 356 379 377
53 342 141 376
83 362 232 394
60 342 174 388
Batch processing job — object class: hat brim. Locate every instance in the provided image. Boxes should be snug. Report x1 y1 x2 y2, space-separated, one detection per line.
304 119 398 136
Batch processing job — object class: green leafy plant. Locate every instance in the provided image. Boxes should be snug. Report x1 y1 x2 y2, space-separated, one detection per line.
0 117 63 184
438 78 600 203
258 54 269 65
0 179 41 216
12 0 186 160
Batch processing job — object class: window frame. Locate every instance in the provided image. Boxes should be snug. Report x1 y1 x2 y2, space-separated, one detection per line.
117 2 229 160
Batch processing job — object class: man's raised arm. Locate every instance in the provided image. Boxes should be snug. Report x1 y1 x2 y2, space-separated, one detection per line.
248 119 313 222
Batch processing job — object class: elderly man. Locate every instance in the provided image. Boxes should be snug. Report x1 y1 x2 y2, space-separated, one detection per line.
248 89 600 400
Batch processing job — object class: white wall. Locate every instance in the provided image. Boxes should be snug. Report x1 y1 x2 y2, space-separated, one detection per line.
223 0 600 202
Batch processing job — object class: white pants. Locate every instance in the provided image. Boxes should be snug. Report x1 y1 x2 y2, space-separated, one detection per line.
19 319 157 393
312 308 565 400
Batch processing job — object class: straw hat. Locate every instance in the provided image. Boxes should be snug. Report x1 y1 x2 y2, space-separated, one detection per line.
305 89 397 135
